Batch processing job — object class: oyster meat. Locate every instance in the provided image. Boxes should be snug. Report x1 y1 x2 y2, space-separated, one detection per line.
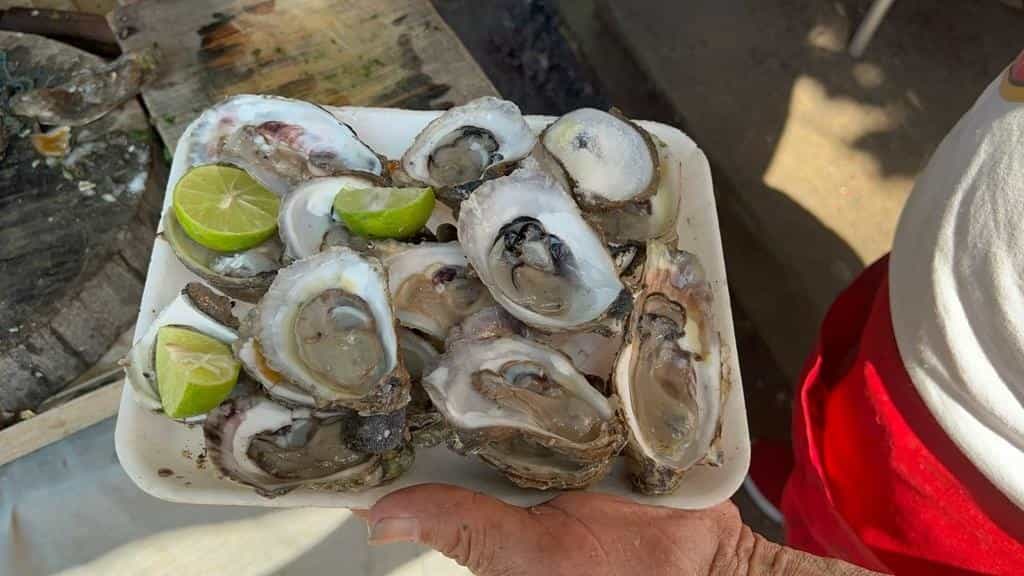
458 167 628 331
422 309 626 489
187 94 384 196
241 247 410 414
204 395 413 498
380 241 494 340
614 241 724 495
540 108 660 209
401 97 536 190
235 309 317 408
162 210 282 303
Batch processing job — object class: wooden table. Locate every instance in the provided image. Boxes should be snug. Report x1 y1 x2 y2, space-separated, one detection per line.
0 31 154 415
0 0 497 464
108 0 497 149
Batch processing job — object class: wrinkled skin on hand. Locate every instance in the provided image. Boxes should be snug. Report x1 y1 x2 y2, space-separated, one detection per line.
359 484 885 576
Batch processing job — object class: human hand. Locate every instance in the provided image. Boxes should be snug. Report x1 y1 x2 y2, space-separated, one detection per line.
360 483 884 576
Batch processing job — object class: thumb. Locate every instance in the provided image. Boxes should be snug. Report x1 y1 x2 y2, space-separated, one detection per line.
368 483 534 574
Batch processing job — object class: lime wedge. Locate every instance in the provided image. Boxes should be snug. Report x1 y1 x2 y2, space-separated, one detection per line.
333 187 435 239
173 165 280 252
155 326 240 419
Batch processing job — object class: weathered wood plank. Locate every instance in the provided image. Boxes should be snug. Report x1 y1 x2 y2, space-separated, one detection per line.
108 0 497 149
0 380 122 466
0 1 119 15
0 31 154 412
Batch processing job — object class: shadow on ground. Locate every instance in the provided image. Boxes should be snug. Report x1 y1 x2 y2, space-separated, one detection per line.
564 0 1021 443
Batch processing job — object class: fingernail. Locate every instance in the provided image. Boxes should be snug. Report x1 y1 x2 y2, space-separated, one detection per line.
368 517 420 545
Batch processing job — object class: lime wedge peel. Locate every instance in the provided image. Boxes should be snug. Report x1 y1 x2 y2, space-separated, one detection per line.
155 325 240 419
173 164 281 252
333 186 435 239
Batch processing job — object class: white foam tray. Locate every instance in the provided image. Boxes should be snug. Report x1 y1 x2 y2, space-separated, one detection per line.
115 106 750 509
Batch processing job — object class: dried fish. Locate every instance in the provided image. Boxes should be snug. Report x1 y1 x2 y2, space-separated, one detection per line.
10 47 160 127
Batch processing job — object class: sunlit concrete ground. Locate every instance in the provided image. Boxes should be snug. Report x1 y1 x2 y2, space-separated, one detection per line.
1 418 472 576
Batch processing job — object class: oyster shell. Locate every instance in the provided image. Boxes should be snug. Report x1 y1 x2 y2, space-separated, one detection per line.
586 136 681 244
537 329 624 394
540 108 660 209
187 94 384 196
399 328 448 447
614 241 723 494
245 247 410 414
401 97 535 190
380 241 494 340
124 284 239 419
162 210 281 303
458 167 629 332
204 395 413 498
278 174 383 261
422 310 627 489
10 47 160 127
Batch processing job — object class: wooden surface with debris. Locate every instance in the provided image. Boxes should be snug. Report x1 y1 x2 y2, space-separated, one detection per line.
109 0 498 148
0 31 159 415
0 0 498 459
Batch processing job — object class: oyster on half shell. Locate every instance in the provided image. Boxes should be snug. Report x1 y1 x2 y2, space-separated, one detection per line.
614 241 724 495
204 395 413 498
422 309 626 489
400 97 536 191
124 283 239 419
238 247 410 414
458 167 629 332
162 210 282 303
278 174 383 261
187 94 384 196
379 241 494 340
540 108 660 210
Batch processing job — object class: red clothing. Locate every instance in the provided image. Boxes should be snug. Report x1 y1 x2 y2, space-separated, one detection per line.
781 257 1024 575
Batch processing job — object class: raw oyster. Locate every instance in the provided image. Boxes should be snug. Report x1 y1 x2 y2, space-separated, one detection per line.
540 108 660 209
586 136 681 244
399 328 448 447
187 94 384 196
458 167 629 332
124 284 239 419
422 309 626 489
380 241 494 340
235 309 317 408
401 97 535 191
235 309 408 453
162 210 281 303
278 174 383 261
243 247 410 414
204 395 413 498
614 241 724 494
